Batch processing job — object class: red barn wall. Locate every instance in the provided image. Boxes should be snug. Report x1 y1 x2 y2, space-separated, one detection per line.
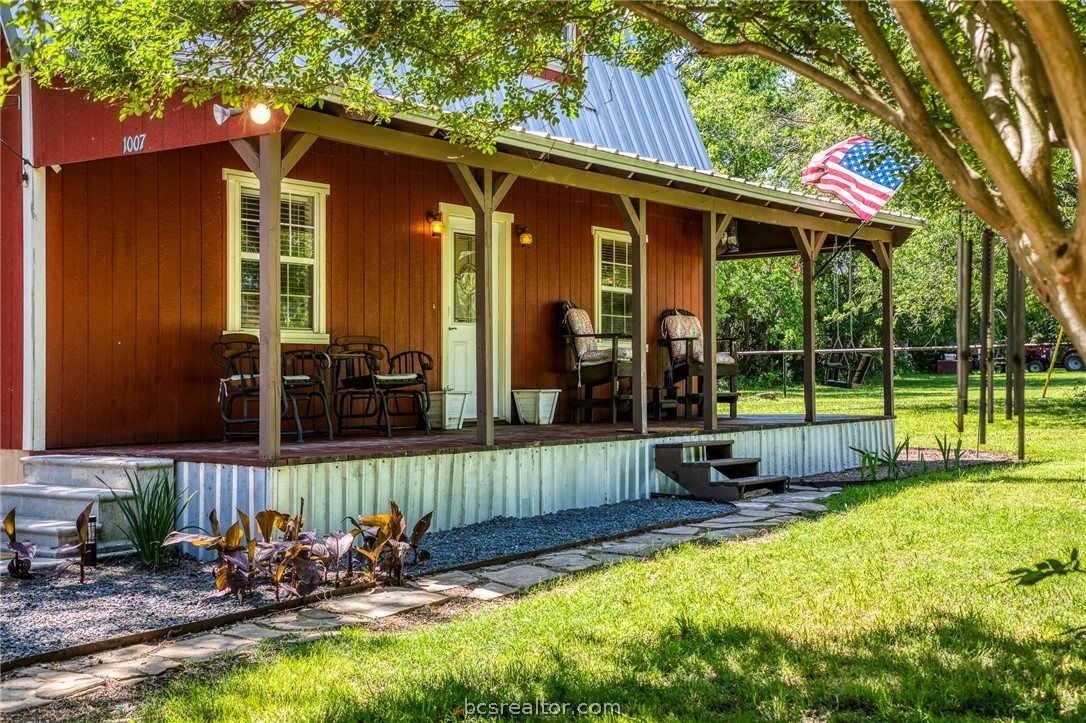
1 39 24 452
44 138 703 448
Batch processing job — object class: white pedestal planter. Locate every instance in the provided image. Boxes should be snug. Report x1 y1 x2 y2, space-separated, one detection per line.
427 391 470 430
513 389 561 424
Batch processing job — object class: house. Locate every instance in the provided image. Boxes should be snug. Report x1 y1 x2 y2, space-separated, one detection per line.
0 26 922 550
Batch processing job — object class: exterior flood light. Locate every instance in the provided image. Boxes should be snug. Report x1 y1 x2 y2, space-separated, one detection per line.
213 104 244 125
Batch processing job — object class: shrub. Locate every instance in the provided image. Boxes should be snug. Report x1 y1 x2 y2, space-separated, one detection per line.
109 469 193 569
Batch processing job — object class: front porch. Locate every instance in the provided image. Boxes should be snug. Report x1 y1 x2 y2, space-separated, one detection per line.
36 414 893 539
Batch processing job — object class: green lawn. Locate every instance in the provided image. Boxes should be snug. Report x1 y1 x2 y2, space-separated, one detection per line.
141 373 1085 722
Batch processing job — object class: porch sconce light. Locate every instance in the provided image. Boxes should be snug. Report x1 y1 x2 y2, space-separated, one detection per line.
212 104 244 125
427 211 445 237
723 218 739 254
517 225 533 247
249 103 272 125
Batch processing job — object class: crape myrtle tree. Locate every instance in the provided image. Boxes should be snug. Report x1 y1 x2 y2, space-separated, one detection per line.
4 1 1083 350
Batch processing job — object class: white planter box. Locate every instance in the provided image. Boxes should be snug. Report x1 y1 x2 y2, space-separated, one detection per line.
427 391 469 430
513 389 561 425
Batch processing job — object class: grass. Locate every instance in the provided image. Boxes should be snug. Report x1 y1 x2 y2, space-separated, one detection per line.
139 373 1086 721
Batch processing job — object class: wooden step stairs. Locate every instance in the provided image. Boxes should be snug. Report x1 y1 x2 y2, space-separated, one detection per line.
654 439 788 501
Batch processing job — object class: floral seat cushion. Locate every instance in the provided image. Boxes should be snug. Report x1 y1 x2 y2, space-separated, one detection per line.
565 307 632 366
661 314 736 365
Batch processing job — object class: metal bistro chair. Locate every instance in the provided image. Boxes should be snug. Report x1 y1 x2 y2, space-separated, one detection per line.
211 334 333 442
328 335 433 437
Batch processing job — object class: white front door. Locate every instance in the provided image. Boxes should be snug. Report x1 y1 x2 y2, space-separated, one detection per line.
441 203 512 421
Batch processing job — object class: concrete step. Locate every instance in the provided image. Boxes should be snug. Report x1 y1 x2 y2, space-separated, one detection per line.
0 517 133 559
1 484 134 537
20 455 173 490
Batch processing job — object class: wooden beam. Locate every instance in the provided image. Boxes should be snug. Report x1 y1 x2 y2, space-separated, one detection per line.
229 138 260 175
791 228 827 423
614 195 648 434
956 222 972 432
447 164 516 446
285 109 901 244
879 241 894 417
258 133 283 462
1005 250 1015 420
978 227 993 443
281 132 317 176
703 212 719 431
1014 262 1026 460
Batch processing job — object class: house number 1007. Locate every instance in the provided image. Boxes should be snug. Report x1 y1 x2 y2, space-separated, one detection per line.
122 134 147 154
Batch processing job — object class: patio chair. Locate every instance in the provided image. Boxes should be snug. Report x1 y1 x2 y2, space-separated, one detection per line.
658 309 739 418
282 349 334 439
328 335 433 436
211 334 307 443
559 301 633 423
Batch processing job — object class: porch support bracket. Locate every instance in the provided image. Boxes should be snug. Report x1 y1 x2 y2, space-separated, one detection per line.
448 164 518 446
791 227 827 423
614 195 649 434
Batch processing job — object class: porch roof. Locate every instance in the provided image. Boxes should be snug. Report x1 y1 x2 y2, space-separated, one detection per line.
292 102 925 252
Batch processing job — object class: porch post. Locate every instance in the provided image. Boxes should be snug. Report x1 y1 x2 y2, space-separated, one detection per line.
978 227 993 443
702 212 729 431
1014 261 1026 460
614 195 648 434
448 165 517 446
791 228 827 423
21 69 47 451
955 219 972 432
257 133 284 461
872 241 895 417
1005 248 1015 420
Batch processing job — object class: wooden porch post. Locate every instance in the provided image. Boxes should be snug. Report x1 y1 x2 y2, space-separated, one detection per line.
227 132 317 462
791 228 827 423
1014 261 1026 460
1005 248 1016 420
978 227 993 443
257 134 284 461
448 164 517 446
956 220 972 432
615 195 648 434
872 241 895 417
702 212 729 431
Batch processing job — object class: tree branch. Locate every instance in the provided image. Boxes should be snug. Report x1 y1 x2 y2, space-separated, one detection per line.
889 0 1064 245
614 0 905 130
956 9 1021 160
1013 0 1086 245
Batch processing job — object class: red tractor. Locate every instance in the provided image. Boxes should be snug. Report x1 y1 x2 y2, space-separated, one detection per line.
1025 344 1083 373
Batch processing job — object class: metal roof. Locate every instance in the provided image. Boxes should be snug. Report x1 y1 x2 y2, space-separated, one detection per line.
515 56 712 170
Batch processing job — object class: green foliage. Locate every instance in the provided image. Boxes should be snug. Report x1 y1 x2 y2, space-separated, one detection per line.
53 502 95 583
163 498 433 600
934 433 964 473
848 446 881 481
109 469 193 569
3 508 37 579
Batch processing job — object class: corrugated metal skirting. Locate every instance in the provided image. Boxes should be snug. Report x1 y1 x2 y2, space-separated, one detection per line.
174 419 892 547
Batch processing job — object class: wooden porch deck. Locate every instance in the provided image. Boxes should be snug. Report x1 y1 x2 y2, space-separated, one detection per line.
49 414 886 467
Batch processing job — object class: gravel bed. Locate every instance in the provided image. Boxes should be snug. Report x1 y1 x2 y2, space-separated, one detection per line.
1 497 733 663
415 497 735 571
801 447 1015 485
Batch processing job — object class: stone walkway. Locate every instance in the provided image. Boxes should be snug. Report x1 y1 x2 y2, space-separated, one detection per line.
0 487 839 716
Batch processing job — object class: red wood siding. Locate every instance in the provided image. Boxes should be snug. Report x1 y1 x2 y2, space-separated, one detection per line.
45 139 704 447
30 86 287 168
1 39 24 451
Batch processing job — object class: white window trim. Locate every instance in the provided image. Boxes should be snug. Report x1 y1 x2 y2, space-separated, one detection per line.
592 226 633 349
223 169 330 344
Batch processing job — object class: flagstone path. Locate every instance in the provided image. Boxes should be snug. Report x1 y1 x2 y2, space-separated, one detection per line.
0 487 840 716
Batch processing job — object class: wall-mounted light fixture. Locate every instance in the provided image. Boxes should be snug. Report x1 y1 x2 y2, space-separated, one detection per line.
213 103 272 126
427 211 445 237
723 218 739 254
517 225 533 247
249 103 272 125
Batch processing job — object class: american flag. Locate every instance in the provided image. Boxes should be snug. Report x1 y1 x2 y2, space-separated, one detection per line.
801 136 911 221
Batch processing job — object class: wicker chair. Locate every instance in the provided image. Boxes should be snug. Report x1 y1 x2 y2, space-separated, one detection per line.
559 302 633 423
658 309 740 418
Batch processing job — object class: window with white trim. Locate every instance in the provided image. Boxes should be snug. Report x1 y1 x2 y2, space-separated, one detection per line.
593 227 633 338
224 170 329 343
